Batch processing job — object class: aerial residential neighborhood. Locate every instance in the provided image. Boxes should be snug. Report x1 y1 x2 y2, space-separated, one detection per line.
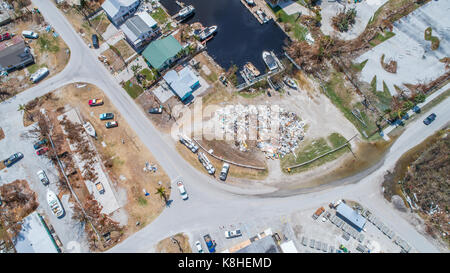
0 0 448 266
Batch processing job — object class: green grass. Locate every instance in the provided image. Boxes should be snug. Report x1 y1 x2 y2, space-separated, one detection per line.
237 89 265 98
205 71 218 83
424 27 440 50
139 68 156 82
27 63 47 74
123 80 144 99
151 7 169 24
37 33 60 53
369 76 392 111
280 134 349 174
272 8 309 41
351 59 368 72
138 197 148 206
369 31 395 47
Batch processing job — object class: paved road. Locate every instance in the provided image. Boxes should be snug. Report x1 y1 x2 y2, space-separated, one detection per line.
1 0 447 253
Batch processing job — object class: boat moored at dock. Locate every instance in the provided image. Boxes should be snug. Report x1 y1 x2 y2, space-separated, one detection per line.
262 51 278 71
199 25 218 41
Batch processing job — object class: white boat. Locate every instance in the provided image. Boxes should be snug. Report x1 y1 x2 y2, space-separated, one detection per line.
284 77 298 89
245 0 255 6
262 51 278 71
178 5 195 19
47 190 64 218
199 25 218 41
83 121 97 139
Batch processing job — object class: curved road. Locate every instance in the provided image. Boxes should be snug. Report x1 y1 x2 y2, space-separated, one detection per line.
2 0 447 253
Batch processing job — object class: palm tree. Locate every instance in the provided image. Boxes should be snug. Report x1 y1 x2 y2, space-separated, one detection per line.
155 186 168 204
18 104 33 121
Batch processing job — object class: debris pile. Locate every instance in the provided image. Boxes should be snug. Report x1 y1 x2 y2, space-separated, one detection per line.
213 104 306 159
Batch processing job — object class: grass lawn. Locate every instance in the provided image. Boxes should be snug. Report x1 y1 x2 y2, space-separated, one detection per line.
205 71 218 83
37 33 60 53
123 80 144 99
91 13 110 35
271 8 309 41
238 89 265 99
351 59 368 72
370 76 392 111
280 133 349 174
151 7 169 24
424 27 440 50
369 31 396 47
140 68 156 82
27 63 47 74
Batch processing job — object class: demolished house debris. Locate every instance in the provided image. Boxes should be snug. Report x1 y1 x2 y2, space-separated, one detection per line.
213 105 306 159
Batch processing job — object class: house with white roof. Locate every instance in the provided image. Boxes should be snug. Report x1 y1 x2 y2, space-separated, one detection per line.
102 0 140 25
163 66 200 103
120 12 159 49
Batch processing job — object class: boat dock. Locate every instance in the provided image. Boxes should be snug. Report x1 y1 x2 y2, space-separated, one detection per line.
236 51 285 91
240 0 274 25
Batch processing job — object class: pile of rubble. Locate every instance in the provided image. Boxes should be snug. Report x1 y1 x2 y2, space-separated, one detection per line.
213 105 306 159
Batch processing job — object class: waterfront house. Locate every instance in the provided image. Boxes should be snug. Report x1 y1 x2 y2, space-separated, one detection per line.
142 35 183 71
163 66 200 103
0 36 34 72
102 0 140 25
120 12 159 49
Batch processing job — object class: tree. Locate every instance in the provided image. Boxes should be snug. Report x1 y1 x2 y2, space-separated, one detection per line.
77 0 92 27
18 103 33 121
155 186 168 204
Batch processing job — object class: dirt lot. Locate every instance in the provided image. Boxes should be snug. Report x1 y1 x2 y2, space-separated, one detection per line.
22 83 171 240
0 127 4 141
0 18 70 101
155 233 192 253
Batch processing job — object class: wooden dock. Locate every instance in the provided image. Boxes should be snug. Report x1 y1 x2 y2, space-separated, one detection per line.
240 0 264 24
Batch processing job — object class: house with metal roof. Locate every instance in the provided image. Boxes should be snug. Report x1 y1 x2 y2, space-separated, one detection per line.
0 36 34 72
120 12 159 49
102 0 140 25
142 35 183 71
163 66 200 103
14 212 60 253
336 203 367 231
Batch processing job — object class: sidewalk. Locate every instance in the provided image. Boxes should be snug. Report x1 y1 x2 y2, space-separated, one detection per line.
382 82 450 139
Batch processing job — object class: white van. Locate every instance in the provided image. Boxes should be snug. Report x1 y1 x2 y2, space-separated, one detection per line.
30 67 49 83
22 30 39 39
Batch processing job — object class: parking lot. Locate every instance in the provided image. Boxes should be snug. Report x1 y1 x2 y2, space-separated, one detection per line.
187 201 408 253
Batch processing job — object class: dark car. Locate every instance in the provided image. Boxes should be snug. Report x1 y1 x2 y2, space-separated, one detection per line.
412 105 421 114
105 121 118 128
99 113 114 120
92 34 99 49
423 113 436 125
36 147 49 155
33 138 48 150
3 152 24 167
148 105 163 114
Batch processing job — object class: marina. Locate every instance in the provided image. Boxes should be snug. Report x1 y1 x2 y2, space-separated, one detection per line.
160 0 288 83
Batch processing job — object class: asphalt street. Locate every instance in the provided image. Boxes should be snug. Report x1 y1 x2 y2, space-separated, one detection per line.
0 0 447 253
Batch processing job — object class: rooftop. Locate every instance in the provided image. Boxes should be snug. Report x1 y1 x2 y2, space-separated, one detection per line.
142 35 182 70
121 12 157 44
235 235 280 253
14 212 59 253
336 203 367 230
102 0 139 18
163 66 199 101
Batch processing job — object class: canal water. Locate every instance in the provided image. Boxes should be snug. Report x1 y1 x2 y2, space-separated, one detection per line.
160 0 288 82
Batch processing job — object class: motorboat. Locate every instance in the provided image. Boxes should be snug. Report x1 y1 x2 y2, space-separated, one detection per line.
284 76 298 89
245 0 255 6
178 5 195 19
199 25 218 41
244 62 260 77
47 190 64 218
262 51 278 71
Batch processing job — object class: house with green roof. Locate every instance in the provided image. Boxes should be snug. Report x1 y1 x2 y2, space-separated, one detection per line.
142 35 183 71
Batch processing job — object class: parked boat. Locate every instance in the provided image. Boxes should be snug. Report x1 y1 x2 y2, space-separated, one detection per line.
284 76 298 89
199 25 218 41
178 5 195 19
245 0 255 6
47 190 64 218
262 51 278 71
244 62 260 77
256 9 269 23
83 121 97 139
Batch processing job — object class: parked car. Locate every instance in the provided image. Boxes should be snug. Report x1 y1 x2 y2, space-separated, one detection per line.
30 67 49 83
219 163 230 181
95 182 105 194
22 30 39 39
224 229 242 239
92 34 99 49
37 170 49 186
219 74 228 86
33 138 48 149
99 113 114 120
89 99 103 106
412 105 421 114
195 241 203 253
105 121 118 128
0 32 11 42
423 113 436 125
177 181 188 200
3 152 24 167
36 147 49 155
148 105 163 114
